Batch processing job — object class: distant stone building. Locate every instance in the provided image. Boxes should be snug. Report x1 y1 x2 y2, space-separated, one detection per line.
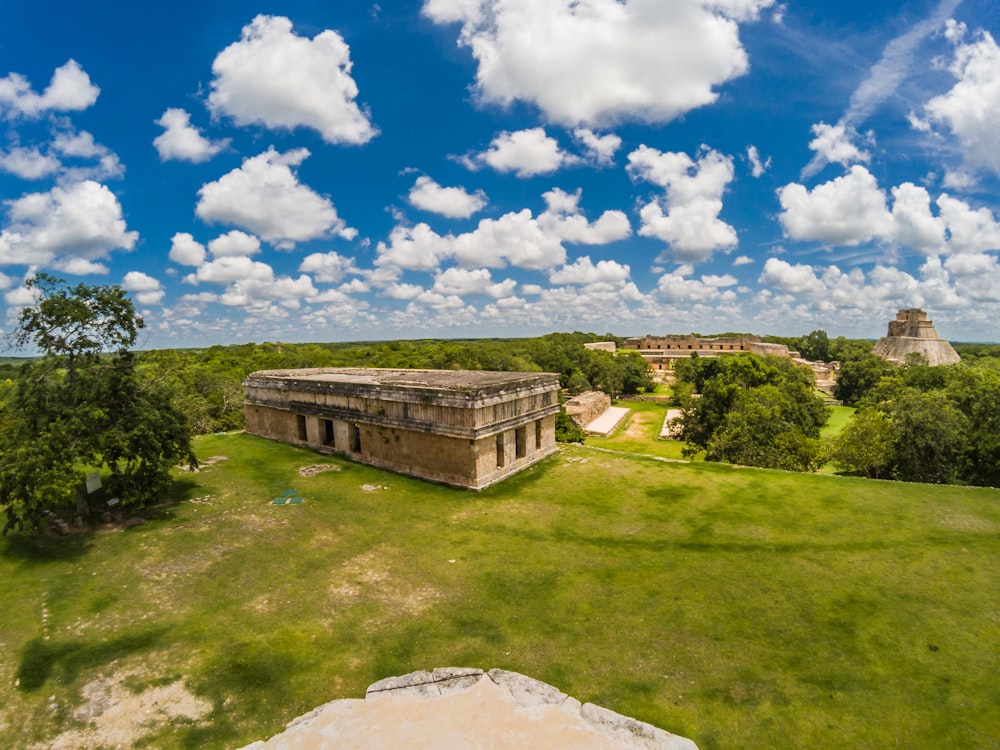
583 341 617 354
622 334 796 372
243 368 561 490
872 309 960 366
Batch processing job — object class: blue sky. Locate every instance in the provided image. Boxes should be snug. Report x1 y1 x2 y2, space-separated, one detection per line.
2 0 999 349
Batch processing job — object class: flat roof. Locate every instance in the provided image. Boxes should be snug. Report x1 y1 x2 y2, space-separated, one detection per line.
246 368 558 390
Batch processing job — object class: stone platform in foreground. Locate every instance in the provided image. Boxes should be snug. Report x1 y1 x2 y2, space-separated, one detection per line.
585 406 631 437
239 667 698 750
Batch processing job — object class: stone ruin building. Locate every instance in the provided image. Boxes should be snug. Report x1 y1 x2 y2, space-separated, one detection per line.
243 368 560 490
872 308 960 366
622 334 795 372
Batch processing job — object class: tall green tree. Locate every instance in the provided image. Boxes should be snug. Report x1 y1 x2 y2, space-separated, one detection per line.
0 275 196 533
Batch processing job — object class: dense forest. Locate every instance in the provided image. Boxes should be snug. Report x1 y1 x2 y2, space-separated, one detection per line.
121 332 654 435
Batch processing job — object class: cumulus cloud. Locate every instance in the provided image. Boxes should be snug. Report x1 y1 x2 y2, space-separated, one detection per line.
299 251 357 283
573 129 622 166
549 256 631 285
154 108 229 163
408 176 487 218
376 189 624 273
185 255 275 285
0 146 61 179
207 15 376 144
917 24 1000 177
656 270 737 304
169 232 207 267
805 122 871 169
432 267 516 297
757 256 971 314
122 271 165 305
538 188 631 244
779 165 1000 255
628 145 737 262
208 230 261 258
469 128 576 177
196 147 353 248
423 0 773 127
0 60 100 118
777 166 892 246
0 180 137 269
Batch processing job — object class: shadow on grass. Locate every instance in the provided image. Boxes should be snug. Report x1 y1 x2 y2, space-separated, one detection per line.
1 530 94 563
16 627 170 691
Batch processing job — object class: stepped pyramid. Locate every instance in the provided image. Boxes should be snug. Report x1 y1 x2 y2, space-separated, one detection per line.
872 308 960 366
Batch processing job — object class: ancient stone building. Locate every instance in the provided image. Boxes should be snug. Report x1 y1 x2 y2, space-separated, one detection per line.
622 334 795 372
872 309 960 366
243 368 561 489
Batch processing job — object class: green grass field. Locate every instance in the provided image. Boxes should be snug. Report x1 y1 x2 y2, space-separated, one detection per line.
1 432 998 749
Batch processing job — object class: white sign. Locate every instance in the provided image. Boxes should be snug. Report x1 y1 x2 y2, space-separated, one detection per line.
86 471 102 494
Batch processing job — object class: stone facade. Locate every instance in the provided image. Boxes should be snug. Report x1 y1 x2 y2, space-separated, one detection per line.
583 341 617 354
622 334 795 371
872 309 960 366
243 368 561 490
564 391 612 429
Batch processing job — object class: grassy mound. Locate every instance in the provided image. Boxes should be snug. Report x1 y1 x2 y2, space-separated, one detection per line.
1 432 997 748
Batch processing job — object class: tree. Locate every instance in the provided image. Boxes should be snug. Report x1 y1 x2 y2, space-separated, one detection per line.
0 276 196 533
824 408 896 479
674 353 829 470
833 354 894 405
799 329 831 362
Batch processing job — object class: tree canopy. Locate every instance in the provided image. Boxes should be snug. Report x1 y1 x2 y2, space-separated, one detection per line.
673 353 829 471
0 277 195 534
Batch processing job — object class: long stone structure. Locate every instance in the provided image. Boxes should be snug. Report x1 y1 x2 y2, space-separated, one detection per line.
623 334 795 372
243 368 560 490
872 309 960 366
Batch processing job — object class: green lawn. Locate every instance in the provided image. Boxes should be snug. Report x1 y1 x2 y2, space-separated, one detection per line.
1 432 998 749
586 399 690 461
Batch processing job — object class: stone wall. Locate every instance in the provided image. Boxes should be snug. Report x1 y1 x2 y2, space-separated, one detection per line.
564 390 612 428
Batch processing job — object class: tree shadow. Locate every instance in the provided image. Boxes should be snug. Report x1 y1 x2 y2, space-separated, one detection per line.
16 627 170 692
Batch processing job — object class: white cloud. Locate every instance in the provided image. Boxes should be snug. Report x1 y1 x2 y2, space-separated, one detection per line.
656 271 736 304
432 267 516 297
805 122 871 169
122 271 165 305
471 128 576 177
424 0 773 127
154 108 228 163
0 180 137 269
452 209 566 269
733 255 754 266
169 233 207 267
408 176 487 218
919 27 1000 177
0 146 60 179
208 230 261 258
186 256 275 285
777 166 892 246
628 145 737 262
779 166 1000 256
196 147 352 248
573 129 622 166
758 258 826 295
549 256 631 285
299 251 357 283
0 60 100 118
375 223 451 272
936 194 1000 253
207 15 376 145
538 188 631 244
746 145 769 178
